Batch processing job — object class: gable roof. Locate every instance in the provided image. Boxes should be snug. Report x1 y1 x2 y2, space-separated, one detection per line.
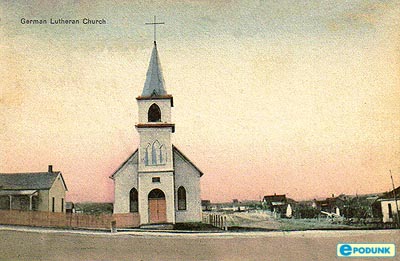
173 145 204 177
263 194 287 202
0 172 67 191
109 149 138 179
380 186 400 200
142 42 167 97
109 146 204 179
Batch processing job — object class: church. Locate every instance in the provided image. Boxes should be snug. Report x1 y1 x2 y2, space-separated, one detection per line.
110 40 203 225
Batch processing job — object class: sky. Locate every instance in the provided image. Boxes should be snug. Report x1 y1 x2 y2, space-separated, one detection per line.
1 0 399 203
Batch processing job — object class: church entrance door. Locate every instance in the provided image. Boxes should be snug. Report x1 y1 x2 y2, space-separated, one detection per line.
148 189 167 223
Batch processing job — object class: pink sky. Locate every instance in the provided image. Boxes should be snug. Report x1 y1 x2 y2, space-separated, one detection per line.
1 1 399 203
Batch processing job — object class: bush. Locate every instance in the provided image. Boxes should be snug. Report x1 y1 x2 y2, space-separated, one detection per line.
75 202 113 215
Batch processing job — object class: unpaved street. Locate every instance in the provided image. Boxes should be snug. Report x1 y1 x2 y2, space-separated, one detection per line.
0 227 399 261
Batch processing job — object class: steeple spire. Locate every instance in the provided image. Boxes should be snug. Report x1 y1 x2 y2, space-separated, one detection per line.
142 41 167 97
142 16 167 97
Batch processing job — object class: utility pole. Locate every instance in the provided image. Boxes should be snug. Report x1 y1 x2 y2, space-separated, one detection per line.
390 170 400 227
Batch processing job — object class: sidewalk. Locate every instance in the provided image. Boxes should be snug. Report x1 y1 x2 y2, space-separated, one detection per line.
1 224 398 239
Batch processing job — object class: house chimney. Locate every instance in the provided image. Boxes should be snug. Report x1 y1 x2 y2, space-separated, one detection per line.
48 165 53 173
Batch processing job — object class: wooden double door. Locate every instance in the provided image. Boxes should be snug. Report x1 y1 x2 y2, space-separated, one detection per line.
148 189 167 223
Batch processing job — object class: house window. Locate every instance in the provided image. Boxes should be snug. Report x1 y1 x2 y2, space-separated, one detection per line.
152 177 160 183
0 196 10 210
32 196 38 211
388 203 393 218
129 188 139 213
148 103 161 122
52 197 55 212
178 186 187 210
20 196 29 211
61 198 64 212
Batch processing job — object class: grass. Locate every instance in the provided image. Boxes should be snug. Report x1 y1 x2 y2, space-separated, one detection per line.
174 222 222 231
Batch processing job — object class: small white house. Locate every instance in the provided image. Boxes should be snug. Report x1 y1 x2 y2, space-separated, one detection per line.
379 186 400 223
379 198 400 223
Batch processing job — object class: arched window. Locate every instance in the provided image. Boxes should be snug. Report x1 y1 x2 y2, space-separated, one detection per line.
148 189 165 199
148 104 161 122
144 143 151 165
159 145 165 163
177 186 187 210
145 140 166 166
129 188 138 213
152 140 160 165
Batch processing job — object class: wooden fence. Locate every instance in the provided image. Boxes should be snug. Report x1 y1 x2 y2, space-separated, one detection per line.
0 210 140 229
202 213 228 230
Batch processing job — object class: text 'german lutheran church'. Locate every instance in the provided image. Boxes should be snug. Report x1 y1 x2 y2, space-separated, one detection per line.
110 41 203 225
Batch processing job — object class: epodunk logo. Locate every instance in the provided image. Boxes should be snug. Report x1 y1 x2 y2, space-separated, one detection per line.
337 243 395 257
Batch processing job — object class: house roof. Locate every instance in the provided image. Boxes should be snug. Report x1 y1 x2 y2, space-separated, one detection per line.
0 172 67 191
65 202 75 209
142 41 167 97
0 190 38 196
263 194 287 202
380 186 400 200
109 145 204 179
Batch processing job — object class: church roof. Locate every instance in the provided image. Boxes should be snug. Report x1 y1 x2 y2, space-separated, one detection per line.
109 149 138 179
141 41 167 97
109 146 203 179
0 172 67 191
172 145 204 177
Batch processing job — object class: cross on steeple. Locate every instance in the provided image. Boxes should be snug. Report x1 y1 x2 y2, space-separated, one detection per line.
145 16 165 43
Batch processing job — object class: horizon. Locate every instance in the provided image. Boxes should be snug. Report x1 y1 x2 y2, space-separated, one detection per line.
64 189 394 205
0 166 396 204
1 1 400 203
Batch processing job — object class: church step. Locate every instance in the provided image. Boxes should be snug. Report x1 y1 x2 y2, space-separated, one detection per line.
139 223 174 230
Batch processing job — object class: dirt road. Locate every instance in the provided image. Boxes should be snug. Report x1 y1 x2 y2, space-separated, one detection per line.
0 227 398 260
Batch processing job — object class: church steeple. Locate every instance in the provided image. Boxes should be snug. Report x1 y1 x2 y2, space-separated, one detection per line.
142 42 167 97
110 17 202 226
136 39 175 173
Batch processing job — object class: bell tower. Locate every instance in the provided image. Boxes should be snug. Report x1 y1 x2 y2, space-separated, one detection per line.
136 40 176 224
136 41 174 172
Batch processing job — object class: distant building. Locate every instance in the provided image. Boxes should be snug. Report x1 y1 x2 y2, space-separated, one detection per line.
203 200 260 212
0 165 68 212
380 199 399 223
378 186 400 223
262 194 287 213
312 193 383 219
65 202 75 213
313 194 348 213
201 200 211 211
